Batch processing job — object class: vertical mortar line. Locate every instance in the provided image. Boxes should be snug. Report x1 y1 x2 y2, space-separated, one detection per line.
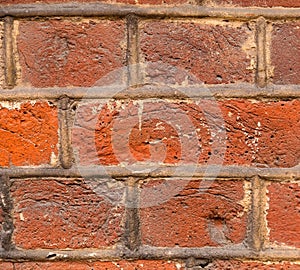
249 176 267 252
255 17 267 88
58 96 73 169
3 16 16 89
126 14 141 87
124 177 141 252
0 175 14 251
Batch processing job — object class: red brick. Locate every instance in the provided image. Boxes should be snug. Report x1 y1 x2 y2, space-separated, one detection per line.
267 182 300 248
0 22 4 88
17 19 126 87
140 180 249 247
13 261 182 270
204 260 300 269
72 99 300 168
140 21 255 84
0 102 58 167
0 0 187 4
0 263 13 270
11 178 125 249
271 22 300 84
212 0 300 7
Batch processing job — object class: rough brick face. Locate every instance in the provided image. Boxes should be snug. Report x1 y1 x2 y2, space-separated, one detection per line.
212 0 300 7
267 182 300 248
72 99 300 168
140 21 255 84
0 263 13 270
11 178 125 249
17 19 126 87
13 261 182 270
0 22 4 88
271 22 300 84
204 260 300 269
0 0 188 4
140 180 249 247
0 102 58 167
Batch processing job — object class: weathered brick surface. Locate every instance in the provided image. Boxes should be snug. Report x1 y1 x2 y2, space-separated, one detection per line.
73 99 300 168
267 182 300 248
0 0 188 4
17 19 126 87
140 180 249 247
204 260 300 269
0 101 58 167
271 22 300 84
212 0 300 7
13 261 182 269
11 178 125 249
0 22 4 88
0 263 13 270
140 21 255 84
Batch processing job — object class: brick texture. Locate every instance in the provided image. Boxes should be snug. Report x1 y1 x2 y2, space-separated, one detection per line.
212 0 300 7
271 22 300 84
203 260 300 269
0 263 13 270
13 261 182 270
73 99 300 168
140 21 255 84
0 22 4 88
267 182 300 248
17 19 126 87
0 101 58 167
0 0 188 4
140 180 249 247
11 178 125 249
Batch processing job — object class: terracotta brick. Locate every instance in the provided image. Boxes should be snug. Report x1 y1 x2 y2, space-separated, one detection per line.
13 261 182 270
271 22 300 84
204 260 300 269
0 101 58 167
17 19 126 87
0 263 13 270
0 22 4 88
140 180 249 247
267 182 300 248
140 21 255 84
212 0 300 7
11 178 125 249
72 99 300 168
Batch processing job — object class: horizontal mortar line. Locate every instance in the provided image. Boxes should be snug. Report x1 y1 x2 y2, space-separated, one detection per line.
1 246 300 261
0 84 300 101
1 3 300 19
1 165 299 179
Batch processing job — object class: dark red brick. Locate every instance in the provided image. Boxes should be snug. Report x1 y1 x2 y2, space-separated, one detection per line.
267 182 300 248
271 22 300 84
17 19 126 87
72 99 300 168
140 180 249 247
140 21 255 84
204 260 300 269
212 0 300 7
11 178 125 249
13 261 182 270
0 102 58 167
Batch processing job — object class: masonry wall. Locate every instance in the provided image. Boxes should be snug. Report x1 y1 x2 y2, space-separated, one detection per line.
0 0 300 269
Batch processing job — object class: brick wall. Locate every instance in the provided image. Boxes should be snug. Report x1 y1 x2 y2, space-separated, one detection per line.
0 1 300 269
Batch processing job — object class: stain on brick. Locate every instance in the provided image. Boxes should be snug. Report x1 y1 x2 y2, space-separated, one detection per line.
267 182 300 248
0 101 58 167
17 19 126 87
211 0 300 7
140 180 249 247
271 22 300 84
11 178 125 249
